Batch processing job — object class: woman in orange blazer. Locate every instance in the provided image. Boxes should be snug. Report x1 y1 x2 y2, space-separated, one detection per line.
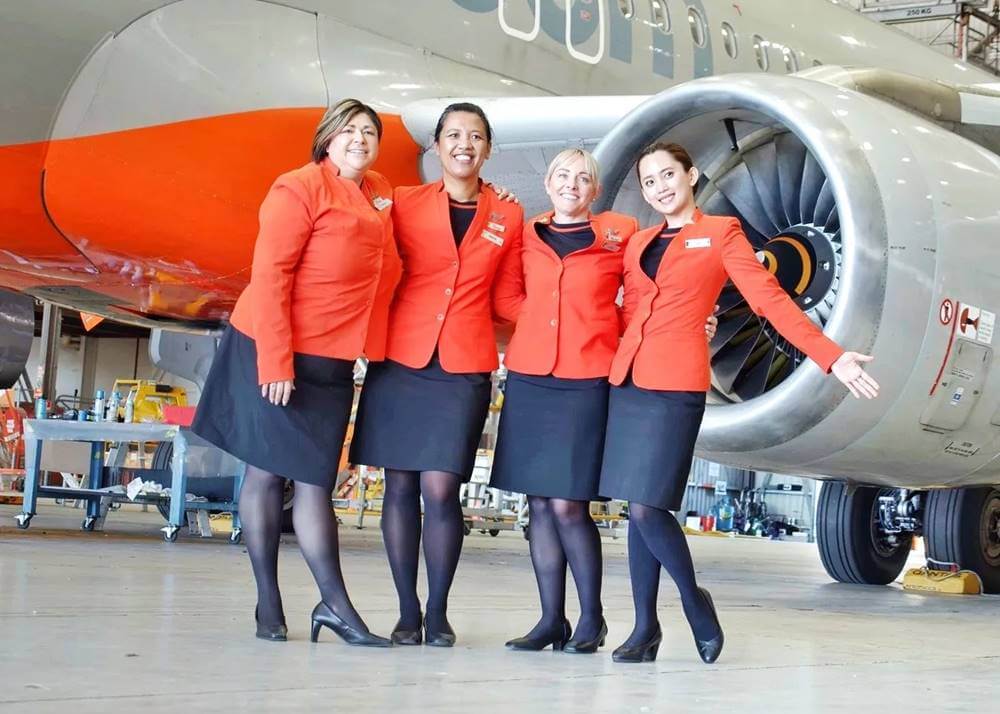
599 142 880 665
193 99 399 647
350 103 524 647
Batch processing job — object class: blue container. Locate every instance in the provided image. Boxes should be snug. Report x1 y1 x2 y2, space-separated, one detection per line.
714 496 735 532
34 397 47 420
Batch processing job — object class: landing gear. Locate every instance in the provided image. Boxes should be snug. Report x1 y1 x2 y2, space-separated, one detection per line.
14 513 31 529
816 482 911 585
229 528 243 545
924 487 1000 593
162 525 179 542
81 516 97 532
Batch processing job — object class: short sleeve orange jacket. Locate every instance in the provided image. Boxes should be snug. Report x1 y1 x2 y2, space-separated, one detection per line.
611 209 844 391
229 161 393 384
503 211 639 378
384 180 524 373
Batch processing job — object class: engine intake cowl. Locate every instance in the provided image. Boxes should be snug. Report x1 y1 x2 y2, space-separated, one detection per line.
593 72 1000 490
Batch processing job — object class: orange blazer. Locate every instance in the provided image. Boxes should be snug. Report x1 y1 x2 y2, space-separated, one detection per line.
384 180 524 373
503 211 639 378
359 173 402 362
611 209 844 391
229 162 394 384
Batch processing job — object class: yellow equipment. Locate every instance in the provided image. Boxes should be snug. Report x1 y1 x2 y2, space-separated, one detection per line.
110 380 187 423
902 567 983 595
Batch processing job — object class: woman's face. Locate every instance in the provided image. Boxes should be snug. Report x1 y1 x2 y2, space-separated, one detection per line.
545 155 599 218
327 112 380 179
435 111 491 181
638 150 699 216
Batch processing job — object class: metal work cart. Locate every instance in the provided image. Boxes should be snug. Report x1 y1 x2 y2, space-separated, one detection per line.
14 419 244 543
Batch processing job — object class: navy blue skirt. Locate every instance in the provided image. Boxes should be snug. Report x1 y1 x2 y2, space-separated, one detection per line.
597 377 706 510
349 355 491 481
490 371 609 500
191 326 355 488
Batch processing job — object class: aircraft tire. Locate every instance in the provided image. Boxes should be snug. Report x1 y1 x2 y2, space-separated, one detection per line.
816 482 910 585
925 487 1000 594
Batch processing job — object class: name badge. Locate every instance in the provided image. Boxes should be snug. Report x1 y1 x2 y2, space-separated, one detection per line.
685 237 711 249
372 196 392 211
487 221 506 233
482 230 504 247
604 228 623 243
601 242 621 252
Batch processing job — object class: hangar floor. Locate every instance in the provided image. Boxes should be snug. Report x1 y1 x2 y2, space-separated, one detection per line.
1 503 997 713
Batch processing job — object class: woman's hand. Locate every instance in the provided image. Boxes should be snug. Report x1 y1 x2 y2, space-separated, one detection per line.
261 379 295 406
489 183 520 204
705 304 719 341
831 352 879 399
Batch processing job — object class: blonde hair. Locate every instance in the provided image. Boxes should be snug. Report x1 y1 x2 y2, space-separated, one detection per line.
311 98 383 163
545 148 600 186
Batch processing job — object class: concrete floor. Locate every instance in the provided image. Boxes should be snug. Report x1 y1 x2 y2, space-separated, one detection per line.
0 503 997 713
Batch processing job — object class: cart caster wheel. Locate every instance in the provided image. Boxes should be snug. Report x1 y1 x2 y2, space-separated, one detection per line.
15 513 32 529
522 526 530 541
463 522 472 536
229 529 243 545
489 529 500 537
162 526 179 542
81 517 97 532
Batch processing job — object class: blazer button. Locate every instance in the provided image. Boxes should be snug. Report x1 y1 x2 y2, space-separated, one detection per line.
550 319 558 327
437 313 445 321
552 290 558 299
451 261 459 268
445 287 453 296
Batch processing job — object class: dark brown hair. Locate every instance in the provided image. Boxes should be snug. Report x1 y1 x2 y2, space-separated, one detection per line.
433 102 493 144
635 141 694 180
311 98 383 163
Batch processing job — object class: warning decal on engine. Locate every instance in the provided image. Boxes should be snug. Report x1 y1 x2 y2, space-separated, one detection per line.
944 440 980 458
957 302 995 345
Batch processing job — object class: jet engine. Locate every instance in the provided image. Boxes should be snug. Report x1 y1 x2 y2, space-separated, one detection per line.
593 73 1000 590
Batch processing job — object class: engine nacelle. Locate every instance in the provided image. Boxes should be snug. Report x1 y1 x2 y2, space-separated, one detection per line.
593 73 1000 490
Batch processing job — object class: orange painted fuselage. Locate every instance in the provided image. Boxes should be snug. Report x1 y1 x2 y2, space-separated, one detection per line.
1 109 419 325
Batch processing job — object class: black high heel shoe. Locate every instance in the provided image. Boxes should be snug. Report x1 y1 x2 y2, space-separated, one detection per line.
309 602 392 647
505 618 572 652
391 613 424 646
424 614 457 648
611 624 662 663
693 587 724 664
255 606 287 642
563 617 607 654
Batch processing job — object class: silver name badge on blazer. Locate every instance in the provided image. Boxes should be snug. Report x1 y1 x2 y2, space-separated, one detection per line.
372 196 392 211
685 237 711 249
487 221 506 233
482 230 505 247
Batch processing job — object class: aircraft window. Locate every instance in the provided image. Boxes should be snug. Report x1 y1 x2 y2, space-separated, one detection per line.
650 0 670 33
753 35 769 71
688 7 707 48
721 22 738 58
784 49 799 73
618 0 634 19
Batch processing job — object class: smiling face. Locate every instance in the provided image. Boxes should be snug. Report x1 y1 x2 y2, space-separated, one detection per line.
545 153 599 221
434 111 491 182
637 150 700 218
326 111 380 181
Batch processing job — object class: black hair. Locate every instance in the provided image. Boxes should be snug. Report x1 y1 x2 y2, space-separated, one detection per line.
432 102 493 144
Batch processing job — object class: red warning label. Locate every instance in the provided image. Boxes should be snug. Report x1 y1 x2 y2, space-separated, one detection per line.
939 299 953 325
